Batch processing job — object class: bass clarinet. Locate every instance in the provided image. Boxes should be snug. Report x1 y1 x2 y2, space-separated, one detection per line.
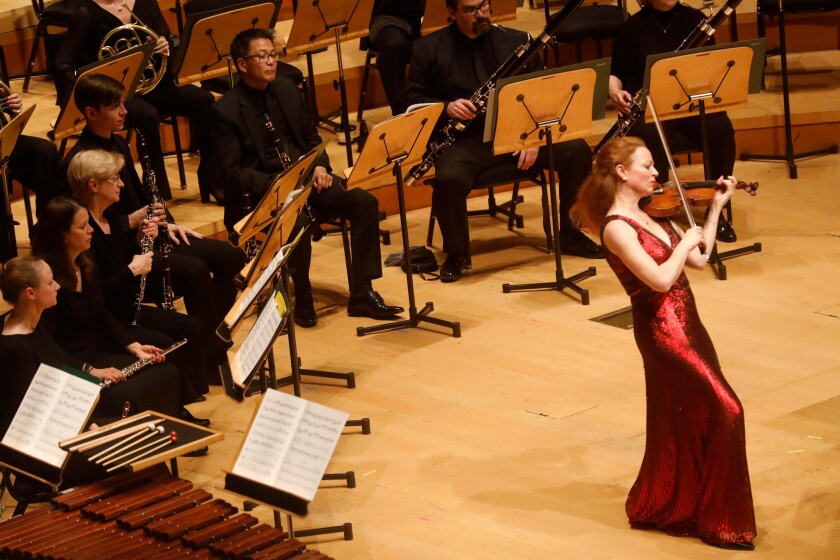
403 0 585 187
593 0 745 156
135 131 175 311
101 339 188 387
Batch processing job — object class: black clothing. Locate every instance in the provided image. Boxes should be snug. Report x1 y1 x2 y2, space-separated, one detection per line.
209 78 383 289
369 0 425 115
405 24 592 256
611 5 736 182
55 0 215 199
61 128 246 362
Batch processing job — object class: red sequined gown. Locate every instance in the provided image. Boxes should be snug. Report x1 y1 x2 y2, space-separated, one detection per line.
602 215 756 545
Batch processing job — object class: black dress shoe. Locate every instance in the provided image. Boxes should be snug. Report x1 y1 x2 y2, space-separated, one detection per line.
179 407 211 428
183 446 209 457
716 217 737 243
703 539 755 551
193 394 207 403
348 289 404 319
293 291 318 328
560 230 605 259
440 254 465 283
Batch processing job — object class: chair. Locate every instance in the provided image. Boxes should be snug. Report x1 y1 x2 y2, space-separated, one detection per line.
426 166 551 269
0 468 56 518
548 0 625 65
23 0 81 92
356 37 377 123
741 0 840 178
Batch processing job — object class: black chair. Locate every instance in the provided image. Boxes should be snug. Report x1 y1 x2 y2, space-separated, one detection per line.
356 37 377 123
0 468 56 517
548 0 625 65
741 0 840 178
426 166 550 269
23 0 81 92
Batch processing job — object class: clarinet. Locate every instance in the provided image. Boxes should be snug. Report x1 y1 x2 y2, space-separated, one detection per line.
131 198 155 327
403 0 585 187
263 112 326 242
101 339 188 388
593 0 744 156
135 132 175 310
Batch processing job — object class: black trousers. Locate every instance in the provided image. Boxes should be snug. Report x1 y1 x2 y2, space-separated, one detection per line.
373 25 413 116
433 136 591 256
628 111 736 182
288 177 382 294
127 78 215 199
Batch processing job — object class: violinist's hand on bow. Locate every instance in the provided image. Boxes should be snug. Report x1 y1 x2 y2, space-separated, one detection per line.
512 147 539 170
610 89 633 116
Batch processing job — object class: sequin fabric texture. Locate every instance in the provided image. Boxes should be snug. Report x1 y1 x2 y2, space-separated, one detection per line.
601 215 756 545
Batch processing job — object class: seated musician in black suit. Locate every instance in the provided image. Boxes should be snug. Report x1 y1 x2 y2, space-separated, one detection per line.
207 28 403 328
404 0 603 283
59 74 245 371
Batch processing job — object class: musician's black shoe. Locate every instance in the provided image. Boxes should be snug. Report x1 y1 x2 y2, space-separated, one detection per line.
716 218 737 243
348 290 404 319
440 254 466 283
192 394 207 403
702 539 755 551
294 291 318 328
179 407 211 428
560 230 605 259
183 446 209 458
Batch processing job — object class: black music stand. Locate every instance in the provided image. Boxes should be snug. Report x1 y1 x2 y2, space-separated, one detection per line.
739 0 839 178
346 103 462 338
284 0 375 167
50 44 152 154
644 42 763 280
0 105 36 261
490 64 607 304
171 0 281 89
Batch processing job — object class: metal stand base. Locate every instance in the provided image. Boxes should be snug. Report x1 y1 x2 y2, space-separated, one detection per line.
740 146 838 180
503 266 597 305
708 242 763 281
357 301 462 338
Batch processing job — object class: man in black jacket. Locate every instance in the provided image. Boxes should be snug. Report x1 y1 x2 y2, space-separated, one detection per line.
404 0 603 282
208 28 403 327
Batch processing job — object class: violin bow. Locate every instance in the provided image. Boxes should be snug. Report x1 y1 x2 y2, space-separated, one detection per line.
645 94 699 231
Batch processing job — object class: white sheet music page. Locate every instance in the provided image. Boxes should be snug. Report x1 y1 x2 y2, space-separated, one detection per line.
2 364 100 467
232 291 286 386
232 389 349 502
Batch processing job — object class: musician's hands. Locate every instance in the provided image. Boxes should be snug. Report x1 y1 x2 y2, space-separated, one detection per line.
127 343 165 363
610 89 634 115
512 147 539 170
447 98 477 121
714 175 737 207
680 225 705 253
128 251 154 276
167 223 203 246
140 218 158 240
153 202 166 222
312 166 333 192
6 93 22 115
91 367 126 384
155 36 170 57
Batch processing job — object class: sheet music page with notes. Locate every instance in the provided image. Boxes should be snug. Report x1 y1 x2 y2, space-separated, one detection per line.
1 364 100 468
231 290 287 386
232 389 349 502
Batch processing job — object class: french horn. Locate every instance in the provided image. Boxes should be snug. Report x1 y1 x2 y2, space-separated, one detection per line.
98 21 167 95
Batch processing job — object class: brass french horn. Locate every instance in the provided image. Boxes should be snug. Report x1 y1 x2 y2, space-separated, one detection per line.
98 13 167 96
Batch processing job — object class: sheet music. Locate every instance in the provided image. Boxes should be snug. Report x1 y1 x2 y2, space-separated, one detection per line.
232 389 348 502
1 364 100 468
233 243 293 323
232 291 287 386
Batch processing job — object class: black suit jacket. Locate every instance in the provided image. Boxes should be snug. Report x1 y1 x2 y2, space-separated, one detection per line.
208 78 331 230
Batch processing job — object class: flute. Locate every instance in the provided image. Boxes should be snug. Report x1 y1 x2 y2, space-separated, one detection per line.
101 339 187 388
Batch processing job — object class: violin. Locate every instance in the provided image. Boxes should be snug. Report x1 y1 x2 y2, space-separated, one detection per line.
642 179 759 218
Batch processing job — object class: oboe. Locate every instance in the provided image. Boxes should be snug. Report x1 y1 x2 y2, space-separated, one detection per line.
100 339 188 388
135 132 175 310
403 0 584 187
593 0 744 156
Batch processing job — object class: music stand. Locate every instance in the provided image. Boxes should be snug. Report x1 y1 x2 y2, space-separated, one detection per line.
171 0 281 87
284 0 376 167
0 105 36 261
346 102 461 337
644 43 763 280
490 64 606 304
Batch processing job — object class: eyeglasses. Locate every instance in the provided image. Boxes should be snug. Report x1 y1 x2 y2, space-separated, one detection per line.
103 175 121 184
243 51 279 63
458 1 491 16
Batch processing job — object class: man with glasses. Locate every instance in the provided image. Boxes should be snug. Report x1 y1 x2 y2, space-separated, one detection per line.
208 28 404 327
405 0 603 283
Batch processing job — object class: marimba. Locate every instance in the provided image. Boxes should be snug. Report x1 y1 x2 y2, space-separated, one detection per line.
0 466 333 559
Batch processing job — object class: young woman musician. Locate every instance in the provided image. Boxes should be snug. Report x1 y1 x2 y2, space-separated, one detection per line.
570 137 756 550
0 256 179 488
31 197 209 428
67 149 212 401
